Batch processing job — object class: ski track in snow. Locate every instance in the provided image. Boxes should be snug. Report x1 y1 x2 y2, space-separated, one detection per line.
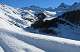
0 29 45 52
0 29 80 52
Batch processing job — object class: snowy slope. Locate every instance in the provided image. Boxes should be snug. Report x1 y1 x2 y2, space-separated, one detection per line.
0 3 80 52
1 26 80 52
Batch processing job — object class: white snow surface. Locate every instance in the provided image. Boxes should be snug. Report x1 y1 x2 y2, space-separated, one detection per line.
0 4 80 52
44 11 56 20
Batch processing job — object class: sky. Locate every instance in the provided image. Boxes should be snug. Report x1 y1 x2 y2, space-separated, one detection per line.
0 0 80 8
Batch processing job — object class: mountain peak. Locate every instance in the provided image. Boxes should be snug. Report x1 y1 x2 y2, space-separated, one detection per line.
72 2 80 6
22 5 41 10
29 5 40 8
58 3 70 8
21 5 45 12
47 7 53 10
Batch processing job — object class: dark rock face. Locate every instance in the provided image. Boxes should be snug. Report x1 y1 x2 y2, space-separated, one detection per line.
31 10 80 35
35 13 46 20
31 19 58 28
32 12 59 29
59 10 80 25
31 12 58 35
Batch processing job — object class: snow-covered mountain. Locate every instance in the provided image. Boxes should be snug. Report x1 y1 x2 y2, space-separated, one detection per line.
0 3 80 52
54 3 70 11
54 2 80 13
